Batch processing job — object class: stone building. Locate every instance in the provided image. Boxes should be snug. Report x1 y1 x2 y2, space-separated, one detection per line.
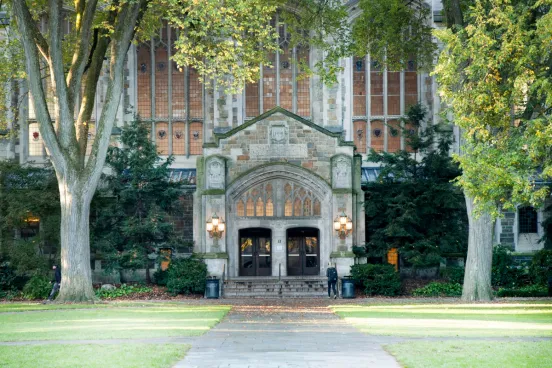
0 1 546 283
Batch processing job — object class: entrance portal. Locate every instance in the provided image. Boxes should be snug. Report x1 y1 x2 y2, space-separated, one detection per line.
287 228 320 276
239 228 272 276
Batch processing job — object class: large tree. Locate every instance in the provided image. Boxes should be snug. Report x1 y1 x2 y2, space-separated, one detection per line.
434 0 552 300
8 0 350 301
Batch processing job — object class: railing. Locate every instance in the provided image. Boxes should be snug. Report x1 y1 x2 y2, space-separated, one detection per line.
221 263 225 297
278 263 281 281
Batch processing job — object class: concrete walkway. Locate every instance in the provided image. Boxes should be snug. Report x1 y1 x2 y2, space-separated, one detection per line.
175 304 401 368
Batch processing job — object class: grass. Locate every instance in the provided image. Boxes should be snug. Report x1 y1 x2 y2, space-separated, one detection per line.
332 303 552 337
385 340 552 368
0 343 189 368
0 302 231 341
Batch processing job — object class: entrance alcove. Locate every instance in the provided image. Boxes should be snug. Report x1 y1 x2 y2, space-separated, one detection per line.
226 164 332 277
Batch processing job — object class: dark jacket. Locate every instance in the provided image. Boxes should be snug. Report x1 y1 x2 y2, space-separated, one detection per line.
326 267 338 282
53 267 61 283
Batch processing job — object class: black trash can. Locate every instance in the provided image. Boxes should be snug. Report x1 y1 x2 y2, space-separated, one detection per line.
548 276 552 297
205 277 220 299
341 276 355 299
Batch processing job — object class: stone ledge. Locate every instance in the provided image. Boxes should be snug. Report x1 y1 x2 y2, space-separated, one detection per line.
196 252 229 259
330 251 355 258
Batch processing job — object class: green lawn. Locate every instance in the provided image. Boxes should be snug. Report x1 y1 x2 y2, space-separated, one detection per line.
332 303 552 337
0 302 231 341
0 343 189 368
385 340 552 368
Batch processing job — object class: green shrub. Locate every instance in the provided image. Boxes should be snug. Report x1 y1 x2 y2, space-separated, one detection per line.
153 269 168 286
440 267 465 284
166 257 207 295
95 284 152 299
0 289 20 300
412 282 462 297
496 284 548 297
22 275 51 300
492 245 530 287
529 249 552 285
350 264 401 296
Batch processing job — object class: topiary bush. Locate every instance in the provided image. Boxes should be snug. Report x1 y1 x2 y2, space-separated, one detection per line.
496 284 548 297
412 282 462 297
440 267 465 284
22 275 51 300
529 249 552 286
166 258 207 295
350 264 401 296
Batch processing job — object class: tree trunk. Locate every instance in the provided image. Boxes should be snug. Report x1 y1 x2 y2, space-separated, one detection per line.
462 193 494 301
55 175 96 302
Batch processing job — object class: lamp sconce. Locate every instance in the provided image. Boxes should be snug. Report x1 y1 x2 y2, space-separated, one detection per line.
356 129 363 140
206 213 225 239
333 211 353 239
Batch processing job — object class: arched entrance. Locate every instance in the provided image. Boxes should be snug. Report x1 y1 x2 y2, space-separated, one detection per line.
239 228 272 276
287 227 320 276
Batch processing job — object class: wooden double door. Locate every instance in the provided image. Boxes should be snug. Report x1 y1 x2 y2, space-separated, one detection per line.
287 228 320 276
239 228 272 276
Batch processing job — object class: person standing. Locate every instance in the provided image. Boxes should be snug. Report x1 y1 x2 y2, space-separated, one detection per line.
45 265 61 302
326 262 338 299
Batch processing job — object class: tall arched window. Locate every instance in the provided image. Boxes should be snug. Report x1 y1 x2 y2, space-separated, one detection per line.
236 181 321 218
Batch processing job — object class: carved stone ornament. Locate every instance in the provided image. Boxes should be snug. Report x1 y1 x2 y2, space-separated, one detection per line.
333 156 351 189
206 158 225 189
270 124 288 145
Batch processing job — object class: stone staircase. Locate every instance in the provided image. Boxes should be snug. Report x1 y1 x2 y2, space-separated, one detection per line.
222 277 328 298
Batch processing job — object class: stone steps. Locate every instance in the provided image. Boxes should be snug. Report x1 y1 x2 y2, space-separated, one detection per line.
222 277 330 298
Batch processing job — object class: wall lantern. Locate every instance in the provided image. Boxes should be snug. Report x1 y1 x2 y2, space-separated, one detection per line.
333 211 352 239
206 213 225 239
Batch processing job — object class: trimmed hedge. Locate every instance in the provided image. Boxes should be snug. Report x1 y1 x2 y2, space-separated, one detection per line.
166 258 208 295
350 264 401 296
412 282 462 297
529 249 552 286
496 284 548 297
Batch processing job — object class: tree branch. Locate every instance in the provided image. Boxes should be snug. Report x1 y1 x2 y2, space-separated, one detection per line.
67 0 99 109
12 0 63 165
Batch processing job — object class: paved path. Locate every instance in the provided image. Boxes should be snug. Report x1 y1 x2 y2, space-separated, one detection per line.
175 304 401 368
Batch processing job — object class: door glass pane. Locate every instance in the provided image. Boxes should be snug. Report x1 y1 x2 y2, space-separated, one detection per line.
288 254 300 269
287 238 300 254
258 254 271 269
305 237 317 254
241 238 253 254
306 255 318 268
241 255 253 269
258 238 271 255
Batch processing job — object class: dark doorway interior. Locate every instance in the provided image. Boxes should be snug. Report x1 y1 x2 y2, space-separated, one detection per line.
239 228 272 276
287 227 320 276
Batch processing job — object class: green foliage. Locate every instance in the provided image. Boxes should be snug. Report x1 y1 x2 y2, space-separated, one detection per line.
529 249 552 286
0 261 27 292
153 269 169 286
434 1 552 216
95 284 153 299
91 120 182 280
440 267 465 285
496 285 549 298
364 104 468 267
492 245 530 288
22 275 51 300
166 258 208 295
412 282 462 297
350 264 401 296
352 0 435 71
5 239 50 277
